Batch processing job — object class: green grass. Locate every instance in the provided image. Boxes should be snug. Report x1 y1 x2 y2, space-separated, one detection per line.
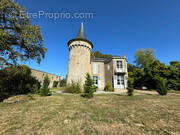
0 94 180 135
50 87 65 93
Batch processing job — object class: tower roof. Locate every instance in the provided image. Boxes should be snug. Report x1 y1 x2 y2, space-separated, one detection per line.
76 23 86 39
68 23 93 48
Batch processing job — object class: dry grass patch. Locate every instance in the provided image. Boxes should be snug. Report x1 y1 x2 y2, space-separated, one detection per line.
0 94 180 135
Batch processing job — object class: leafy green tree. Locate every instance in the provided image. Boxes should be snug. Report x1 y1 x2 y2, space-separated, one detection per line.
170 61 180 70
91 51 113 60
154 76 167 95
0 0 46 67
60 76 67 87
130 48 180 91
53 81 58 87
105 81 113 91
82 73 96 98
0 65 40 101
167 61 180 90
40 75 50 96
128 65 145 89
134 48 156 69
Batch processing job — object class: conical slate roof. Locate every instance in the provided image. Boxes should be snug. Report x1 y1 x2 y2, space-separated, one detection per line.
76 23 86 39
68 23 93 48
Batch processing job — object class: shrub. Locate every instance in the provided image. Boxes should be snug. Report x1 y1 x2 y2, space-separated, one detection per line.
154 76 167 95
0 65 40 102
40 75 51 96
64 81 82 94
53 81 59 87
60 77 67 87
82 73 96 98
127 77 134 96
104 81 113 91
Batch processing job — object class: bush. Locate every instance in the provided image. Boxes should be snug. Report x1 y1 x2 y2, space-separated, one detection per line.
40 75 51 96
60 77 67 87
64 81 82 94
104 81 113 91
127 77 134 96
53 81 59 87
0 65 40 102
82 73 96 98
154 76 167 95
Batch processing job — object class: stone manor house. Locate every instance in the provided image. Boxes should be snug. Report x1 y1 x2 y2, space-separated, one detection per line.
67 23 128 91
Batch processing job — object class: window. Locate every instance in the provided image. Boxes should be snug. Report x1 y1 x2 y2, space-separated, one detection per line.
117 77 120 85
117 61 123 69
120 76 124 85
116 75 124 85
93 64 98 74
93 76 98 86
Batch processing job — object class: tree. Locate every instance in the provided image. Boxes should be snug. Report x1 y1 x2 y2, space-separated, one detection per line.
167 61 180 90
154 76 167 95
130 48 180 91
134 48 156 69
82 73 96 98
40 75 50 96
91 51 112 60
0 0 46 67
128 64 145 89
60 76 67 87
0 65 40 101
53 81 58 87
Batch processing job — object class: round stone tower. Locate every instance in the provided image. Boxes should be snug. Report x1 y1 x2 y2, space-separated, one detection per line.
67 23 93 86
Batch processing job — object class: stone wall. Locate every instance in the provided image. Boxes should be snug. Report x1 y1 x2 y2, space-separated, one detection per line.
104 60 113 86
67 40 92 86
91 61 105 90
31 69 60 88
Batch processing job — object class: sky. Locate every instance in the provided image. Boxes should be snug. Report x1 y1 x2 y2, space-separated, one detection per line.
15 0 180 78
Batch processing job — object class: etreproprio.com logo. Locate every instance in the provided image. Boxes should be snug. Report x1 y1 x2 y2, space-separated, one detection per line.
19 11 94 20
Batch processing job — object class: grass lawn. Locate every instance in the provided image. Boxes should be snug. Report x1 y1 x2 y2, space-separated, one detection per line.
0 94 180 135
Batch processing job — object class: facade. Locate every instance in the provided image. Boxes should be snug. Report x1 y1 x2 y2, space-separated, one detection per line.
31 69 60 88
67 23 128 91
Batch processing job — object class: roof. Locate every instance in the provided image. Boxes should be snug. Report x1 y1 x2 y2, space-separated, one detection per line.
112 56 127 59
91 58 107 62
31 68 60 77
68 23 93 48
91 56 127 63
76 23 86 39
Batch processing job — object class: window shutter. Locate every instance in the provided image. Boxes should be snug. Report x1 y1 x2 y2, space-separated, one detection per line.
93 64 98 74
98 77 100 88
98 64 100 73
114 75 117 88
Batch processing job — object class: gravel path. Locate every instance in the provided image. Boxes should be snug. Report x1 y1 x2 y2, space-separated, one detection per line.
54 90 180 96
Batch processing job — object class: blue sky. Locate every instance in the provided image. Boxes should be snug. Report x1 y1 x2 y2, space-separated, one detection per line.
15 0 180 78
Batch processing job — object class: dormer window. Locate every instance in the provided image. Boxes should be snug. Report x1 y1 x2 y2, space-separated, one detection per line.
117 61 123 69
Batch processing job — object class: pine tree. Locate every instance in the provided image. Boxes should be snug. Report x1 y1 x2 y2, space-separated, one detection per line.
40 75 50 96
82 73 96 98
